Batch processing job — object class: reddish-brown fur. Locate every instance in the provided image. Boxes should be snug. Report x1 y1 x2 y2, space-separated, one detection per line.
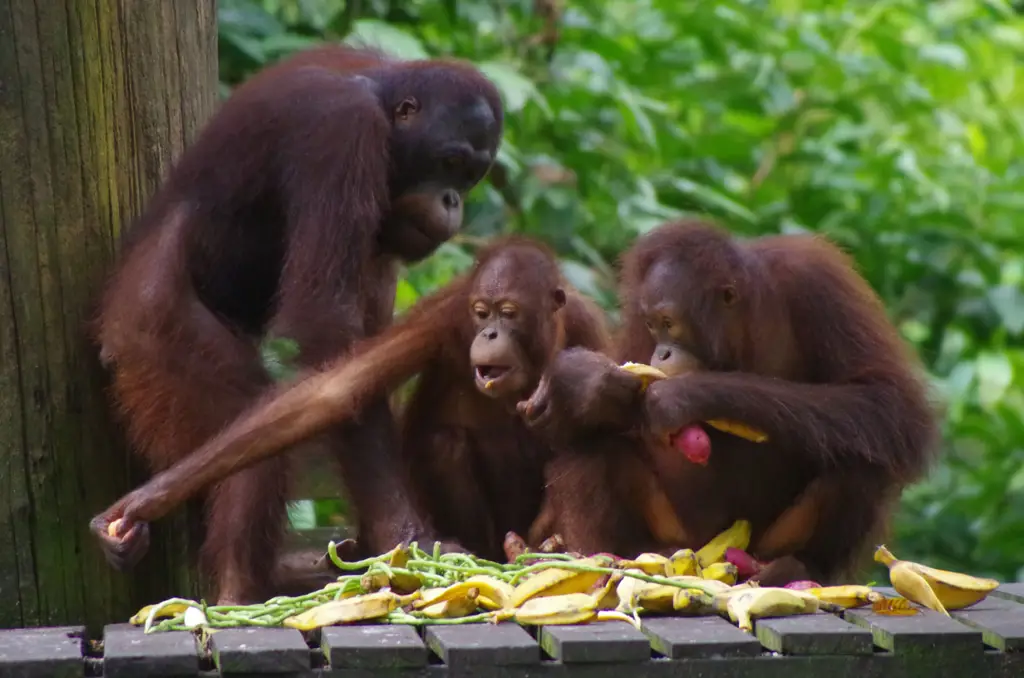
91 238 620 573
520 220 939 584
90 45 503 603
398 238 613 561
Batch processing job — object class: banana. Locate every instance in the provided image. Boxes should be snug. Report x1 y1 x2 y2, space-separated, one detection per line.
420 588 480 619
701 562 739 585
360 570 390 592
802 585 883 609
715 587 819 632
417 577 513 611
512 593 601 625
619 364 769 443
875 545 999 613
386 545 423 593
696 520 752 567
634 584 679 613
130 602 192 626
591 573 622 611
510 557 609 607
872 597 919 616
673 588 715 616
283 591 413 630
619 552 670 575
667 548 702 577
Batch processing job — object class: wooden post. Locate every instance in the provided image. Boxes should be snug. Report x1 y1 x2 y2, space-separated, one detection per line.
0 0 217 630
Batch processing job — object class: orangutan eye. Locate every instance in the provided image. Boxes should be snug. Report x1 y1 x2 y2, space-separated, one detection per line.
499 304 518 319
472 302 489 320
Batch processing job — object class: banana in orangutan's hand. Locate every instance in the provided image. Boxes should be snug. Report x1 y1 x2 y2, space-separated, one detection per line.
618 363 769 443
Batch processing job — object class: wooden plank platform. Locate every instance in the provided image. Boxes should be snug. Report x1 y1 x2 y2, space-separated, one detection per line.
1 587 1023 676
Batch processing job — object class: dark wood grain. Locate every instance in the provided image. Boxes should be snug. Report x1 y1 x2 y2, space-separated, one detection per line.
425 623 540 668
641 616 763 659
756 612 874 655
102 623 198 677
540 622 652 663
0 626 84 678
322 623 428 669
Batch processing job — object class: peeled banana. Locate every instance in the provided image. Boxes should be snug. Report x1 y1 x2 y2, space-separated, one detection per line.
714 587 819 632
620 552 671 575
875 545 999 614
696 520 752 567
619 363 769 443
802 585 883 609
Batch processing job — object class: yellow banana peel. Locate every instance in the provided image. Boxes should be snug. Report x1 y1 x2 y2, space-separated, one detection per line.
619 363 768 443
130 602 191 626
512 593 601 625
510 557 607 607
875 545 999 614
696 520 752 568
283 591 415 630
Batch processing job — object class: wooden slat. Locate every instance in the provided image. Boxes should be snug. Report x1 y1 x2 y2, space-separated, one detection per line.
756 612 874 655
993 583 1024 605
210 627 310 674
102 623 198 677
539 621 651 663
0 625 84 678
321 624 428 669
425 623 539 668
950 596 1024 651
641 616 762 659
844 604 983 657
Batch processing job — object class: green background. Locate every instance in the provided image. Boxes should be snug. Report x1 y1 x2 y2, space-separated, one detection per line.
223 0 1024 583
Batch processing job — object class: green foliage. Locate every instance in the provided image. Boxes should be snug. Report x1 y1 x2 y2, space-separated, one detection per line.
219 0 1024 580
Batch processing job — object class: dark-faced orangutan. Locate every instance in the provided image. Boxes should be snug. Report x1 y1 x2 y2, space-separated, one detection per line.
519 220 939 585
90 45 503 603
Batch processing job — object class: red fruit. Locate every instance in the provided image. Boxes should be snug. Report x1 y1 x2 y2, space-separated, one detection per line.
670 425 711 465
784 580 823 590
725 548 763 579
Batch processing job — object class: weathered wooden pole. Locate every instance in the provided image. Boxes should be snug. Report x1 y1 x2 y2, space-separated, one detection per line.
0 0 217 630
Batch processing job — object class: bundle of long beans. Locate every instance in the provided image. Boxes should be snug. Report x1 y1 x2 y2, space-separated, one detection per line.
132 540 722 633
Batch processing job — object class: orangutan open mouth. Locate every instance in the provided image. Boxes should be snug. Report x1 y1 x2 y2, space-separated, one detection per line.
474 365 513 391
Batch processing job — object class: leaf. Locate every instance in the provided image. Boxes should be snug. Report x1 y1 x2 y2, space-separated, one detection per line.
477 61 547 115
988 285 1024 335
668 177 757 224
260 336 301 383
975 352 1014 410
287 501 317 530
345 20 428 60
918 44 968 70
394 277 420 314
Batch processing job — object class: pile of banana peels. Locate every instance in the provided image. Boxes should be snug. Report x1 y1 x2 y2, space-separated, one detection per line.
129 520 999 635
